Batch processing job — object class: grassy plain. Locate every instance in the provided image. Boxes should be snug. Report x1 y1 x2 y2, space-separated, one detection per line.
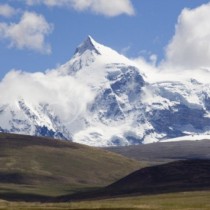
1 133 209 209
0 190 210 210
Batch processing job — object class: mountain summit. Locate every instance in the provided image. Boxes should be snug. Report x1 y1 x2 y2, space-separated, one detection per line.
58 36 134 79
1 36 210 146
74 36 101 55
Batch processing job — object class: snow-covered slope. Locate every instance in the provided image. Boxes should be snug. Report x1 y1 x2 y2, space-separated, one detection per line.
1 36 210 146
0 99 71 139
160 134 210 142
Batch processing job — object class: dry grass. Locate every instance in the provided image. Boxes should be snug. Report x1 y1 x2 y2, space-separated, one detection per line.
0 190 210 210
0 133 142 197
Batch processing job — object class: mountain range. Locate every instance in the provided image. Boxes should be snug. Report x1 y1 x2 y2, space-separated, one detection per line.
1 36 210 146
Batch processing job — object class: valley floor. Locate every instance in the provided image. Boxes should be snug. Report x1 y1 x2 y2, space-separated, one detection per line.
0 190 210 210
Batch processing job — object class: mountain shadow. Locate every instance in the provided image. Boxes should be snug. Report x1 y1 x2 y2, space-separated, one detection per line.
58 159 210 201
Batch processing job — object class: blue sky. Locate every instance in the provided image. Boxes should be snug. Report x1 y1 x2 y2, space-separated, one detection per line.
0 0 209 79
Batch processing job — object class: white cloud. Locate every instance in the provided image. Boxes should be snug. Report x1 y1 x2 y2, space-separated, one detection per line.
133 3 210 84
149 54 157 66
132 56 162 83
0 4 17 18
121 45 131 55
164 3 210 70
24 0 135 17
133 56 210 84
0 11 53 54
0 70 94 123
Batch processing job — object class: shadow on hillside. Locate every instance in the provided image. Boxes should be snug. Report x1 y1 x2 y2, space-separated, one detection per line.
1 159 210 202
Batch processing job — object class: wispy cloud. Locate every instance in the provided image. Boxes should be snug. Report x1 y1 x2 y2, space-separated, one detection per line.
0 4 18 18
121 45 131 56
0 11 53 54
24 0 135 17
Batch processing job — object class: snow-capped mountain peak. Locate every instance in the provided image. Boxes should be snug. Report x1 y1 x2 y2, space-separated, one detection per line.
74 35 101 56
1 36 210 146
58 36 135 77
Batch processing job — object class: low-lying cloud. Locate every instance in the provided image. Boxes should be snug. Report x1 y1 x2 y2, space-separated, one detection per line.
0 70 94 123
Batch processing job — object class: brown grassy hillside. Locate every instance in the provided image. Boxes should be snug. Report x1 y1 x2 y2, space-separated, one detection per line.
0 133 142 199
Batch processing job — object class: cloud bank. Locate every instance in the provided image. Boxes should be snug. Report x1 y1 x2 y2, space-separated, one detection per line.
24 0 135 17
0 70 94 123
164 3 210 70
0 11 53 54
133 3 210 84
